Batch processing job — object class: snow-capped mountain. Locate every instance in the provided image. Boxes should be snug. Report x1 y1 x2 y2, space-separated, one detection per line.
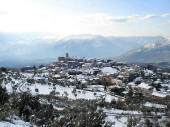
118 39 170 63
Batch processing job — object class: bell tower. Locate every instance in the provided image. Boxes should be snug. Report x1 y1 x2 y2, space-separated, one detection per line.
66 52 69 58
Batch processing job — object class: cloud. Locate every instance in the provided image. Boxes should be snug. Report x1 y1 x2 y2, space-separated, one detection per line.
161 13 170 17
111 16 136 23
111 13 170 23
112 18 129 23
0 0 169 38
82 14 138 25
0 10 7 15
83 13 170 24
168 20 170 23
142 14 158 20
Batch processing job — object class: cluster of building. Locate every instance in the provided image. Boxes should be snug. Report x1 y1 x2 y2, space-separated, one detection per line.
21 53 170 100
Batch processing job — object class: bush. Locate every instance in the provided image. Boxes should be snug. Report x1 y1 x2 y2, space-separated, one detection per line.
27 79 35 84
35 104 56 126
147 64 157 72
110 87 125 96
128 73 138 82
0 86 9 105
135 80 141 85
145 119 153 127
0 67 7 72
56 108 108 127
166 121 170 127
17 92 40 121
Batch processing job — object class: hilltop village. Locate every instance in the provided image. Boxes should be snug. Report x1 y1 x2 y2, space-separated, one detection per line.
0 53 170 127
21 53 170 100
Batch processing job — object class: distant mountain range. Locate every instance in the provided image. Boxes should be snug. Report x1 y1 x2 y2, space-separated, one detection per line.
118 39 170 63
55 35 165 58
0 32 165 67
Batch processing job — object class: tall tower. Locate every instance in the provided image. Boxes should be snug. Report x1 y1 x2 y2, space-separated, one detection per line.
66 52 69 58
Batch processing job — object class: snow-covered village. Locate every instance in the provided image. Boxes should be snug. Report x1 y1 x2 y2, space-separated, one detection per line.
0 53 170 127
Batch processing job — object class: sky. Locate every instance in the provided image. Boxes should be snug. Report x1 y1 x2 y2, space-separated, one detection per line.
0 0 170 38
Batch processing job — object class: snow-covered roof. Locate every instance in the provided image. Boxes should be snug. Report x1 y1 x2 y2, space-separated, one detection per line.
137 82 152 89
127 82 136 86
101 67 118 75
152 92 167 98
144 69 153 76
54 74 61 78
134 77 142 82
34 77 44 80
39 67 46 70
144 102 167 109
154 80 161 84
68 78 75 82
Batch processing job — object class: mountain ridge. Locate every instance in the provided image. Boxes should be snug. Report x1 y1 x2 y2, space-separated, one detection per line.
117 39 170 63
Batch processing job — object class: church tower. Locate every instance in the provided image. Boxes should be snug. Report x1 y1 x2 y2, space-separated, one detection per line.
66 52 69 58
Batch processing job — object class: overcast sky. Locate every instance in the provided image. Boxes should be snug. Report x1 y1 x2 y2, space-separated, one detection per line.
0 0 170 38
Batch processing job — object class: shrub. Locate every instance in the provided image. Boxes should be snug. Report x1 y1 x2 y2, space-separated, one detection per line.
27 79 35 84
110 87 125 96
0 86 9 105
1 67 7 72
56 108 108 127
35 104 55 126
17 92 40 122
166 121 170 127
